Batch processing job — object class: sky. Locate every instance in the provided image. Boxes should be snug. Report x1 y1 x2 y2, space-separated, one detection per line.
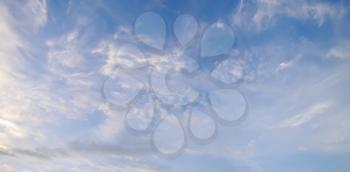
0 0 350 171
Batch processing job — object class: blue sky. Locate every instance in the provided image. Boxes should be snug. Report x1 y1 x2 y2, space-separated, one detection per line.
0 0 350 171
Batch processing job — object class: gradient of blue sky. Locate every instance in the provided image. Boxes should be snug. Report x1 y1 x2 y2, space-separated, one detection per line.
0 0 350 171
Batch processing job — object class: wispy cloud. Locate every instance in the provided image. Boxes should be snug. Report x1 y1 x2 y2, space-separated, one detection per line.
281 101 333 128
327 40 350 60
23 0 48 30
233 0 346 31
276 54 303 72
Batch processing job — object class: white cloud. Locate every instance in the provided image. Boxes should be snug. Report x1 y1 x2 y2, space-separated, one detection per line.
211 58 246 84
47 30 84 71
94 104 126 141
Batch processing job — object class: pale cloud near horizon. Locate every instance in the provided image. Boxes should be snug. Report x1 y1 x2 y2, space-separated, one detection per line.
0 2 40 148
